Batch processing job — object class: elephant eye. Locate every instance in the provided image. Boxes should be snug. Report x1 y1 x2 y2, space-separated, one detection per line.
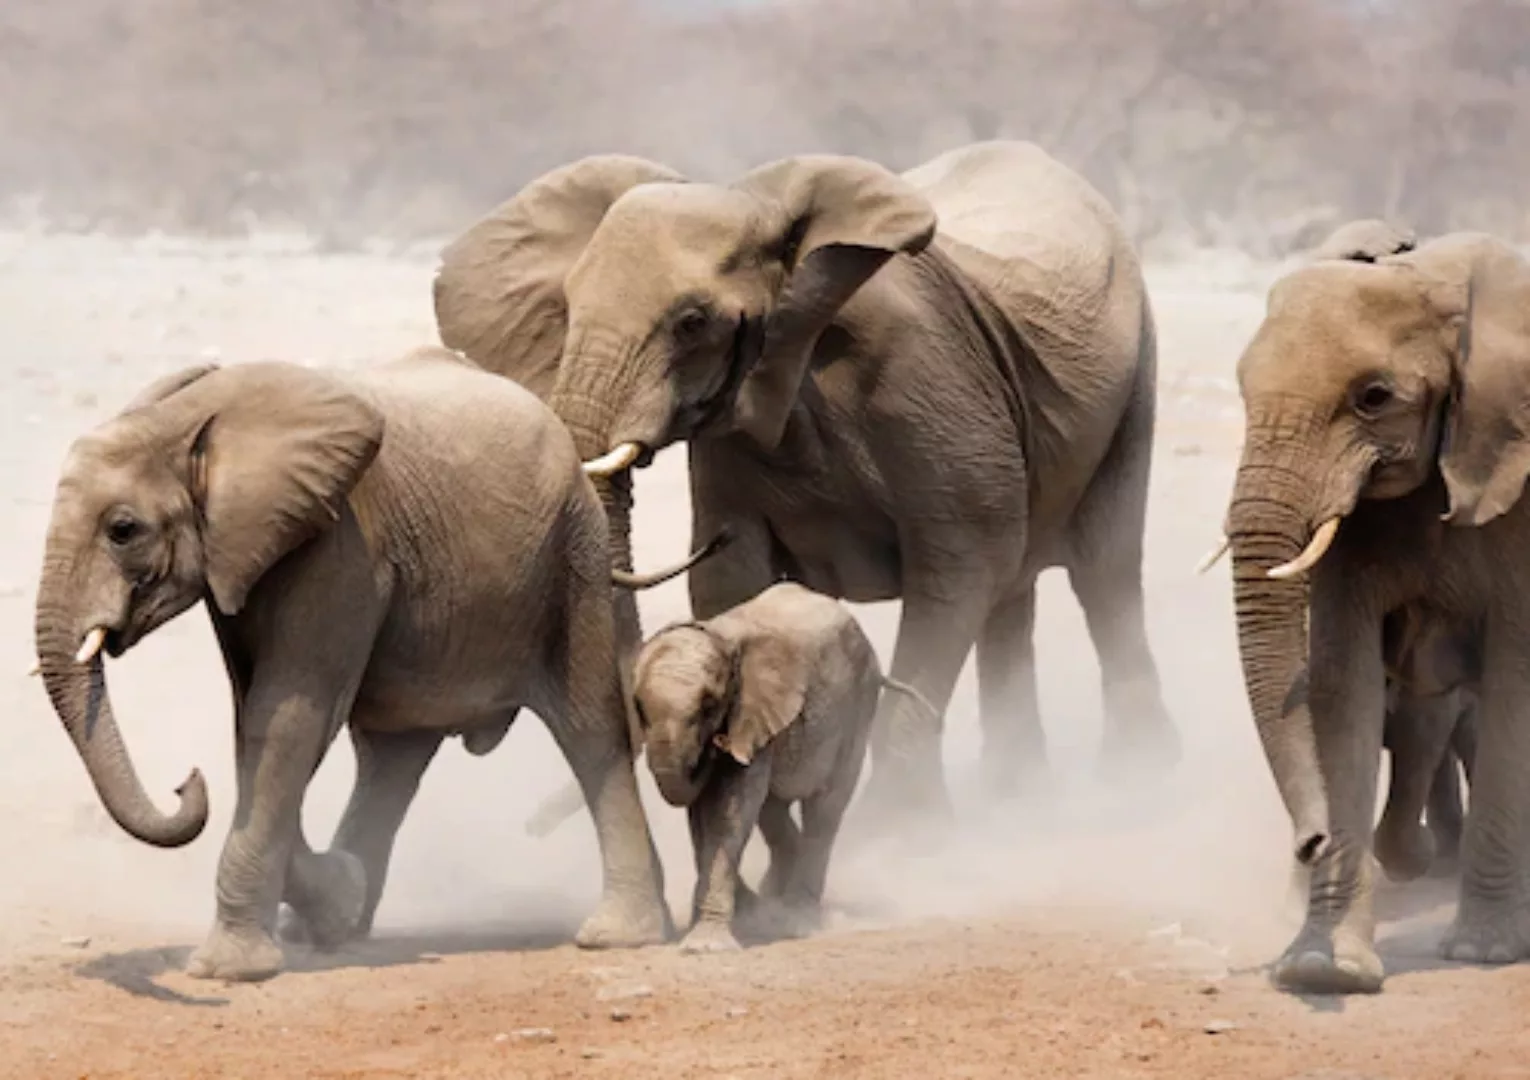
106 514 142 546
1353 381 1394 417
674 308 711 342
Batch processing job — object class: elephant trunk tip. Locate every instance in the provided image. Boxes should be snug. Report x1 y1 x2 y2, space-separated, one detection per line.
111 767 210 849
1295 829 1330 867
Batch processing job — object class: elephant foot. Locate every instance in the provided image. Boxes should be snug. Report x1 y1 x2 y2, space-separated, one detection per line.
1440 908 1524 965
1374 822 1434 884
186 924 285 983
282 849 368 951
1271 925 1384 995
679 920 742 955
574 891 671 950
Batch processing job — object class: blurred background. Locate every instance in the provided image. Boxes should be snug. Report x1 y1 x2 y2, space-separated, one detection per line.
1 0 1526 255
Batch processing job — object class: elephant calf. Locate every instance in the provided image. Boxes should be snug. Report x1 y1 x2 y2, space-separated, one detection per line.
31 346 720 981
631 582 933 953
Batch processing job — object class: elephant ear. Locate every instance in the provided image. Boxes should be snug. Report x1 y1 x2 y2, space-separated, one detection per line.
432 155 685 398
186 363 385 615
731 155 938 451
119 362 221 416
718 631 808 766
1438 243 1530 528
1309 218 1416 264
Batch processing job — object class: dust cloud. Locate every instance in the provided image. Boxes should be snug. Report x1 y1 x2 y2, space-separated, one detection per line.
2 0 1505 979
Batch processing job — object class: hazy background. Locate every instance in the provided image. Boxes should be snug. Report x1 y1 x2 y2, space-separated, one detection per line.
2 0 1527 252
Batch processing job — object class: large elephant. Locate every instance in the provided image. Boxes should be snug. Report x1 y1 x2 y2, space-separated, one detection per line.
1217 229 1530 994
30 346 718 981
433 140 1180 825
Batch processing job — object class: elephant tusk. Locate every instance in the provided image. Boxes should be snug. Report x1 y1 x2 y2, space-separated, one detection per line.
74 626 108 665
1267 517 1341 580
27 660 39 677
1195 535 1230 574
582 442 642 478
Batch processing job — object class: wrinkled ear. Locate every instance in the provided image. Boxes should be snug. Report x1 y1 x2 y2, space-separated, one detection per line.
720 632 808 766
731 156 937 451
182 363 385 615
1309 218 1416 264
432 155 685 399
1439 243 1530 527
119 362 221 416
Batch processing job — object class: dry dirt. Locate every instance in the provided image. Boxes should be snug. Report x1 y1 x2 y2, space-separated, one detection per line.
2 233 1527 1079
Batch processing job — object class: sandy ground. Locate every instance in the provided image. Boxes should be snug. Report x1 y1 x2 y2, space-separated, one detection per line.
2 232 1527 1078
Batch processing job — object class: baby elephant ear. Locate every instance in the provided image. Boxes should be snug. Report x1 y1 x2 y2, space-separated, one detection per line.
1439 242 1530 527
723 633 809 766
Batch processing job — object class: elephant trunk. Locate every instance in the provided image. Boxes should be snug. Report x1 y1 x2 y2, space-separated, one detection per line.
33 554 208 848
1227 439 1332 865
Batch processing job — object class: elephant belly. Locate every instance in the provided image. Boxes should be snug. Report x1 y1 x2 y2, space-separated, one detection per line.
765 509 902 603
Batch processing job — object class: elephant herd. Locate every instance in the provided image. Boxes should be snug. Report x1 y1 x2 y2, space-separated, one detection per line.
25 138 1530 998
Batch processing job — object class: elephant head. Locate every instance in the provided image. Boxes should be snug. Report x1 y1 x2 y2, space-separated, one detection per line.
632 620 807 807
1221 232 1530 865
32 362 383 847
433 153 937 661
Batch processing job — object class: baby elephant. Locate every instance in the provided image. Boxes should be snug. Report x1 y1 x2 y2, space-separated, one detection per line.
632 582 934 953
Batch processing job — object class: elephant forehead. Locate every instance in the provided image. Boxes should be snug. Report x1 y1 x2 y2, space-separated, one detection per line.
593 184 761 267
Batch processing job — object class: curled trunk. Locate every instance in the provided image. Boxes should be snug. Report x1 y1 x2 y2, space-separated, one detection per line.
34 563 208 847
1228 448 1331 863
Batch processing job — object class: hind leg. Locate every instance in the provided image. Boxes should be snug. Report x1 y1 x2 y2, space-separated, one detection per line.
280 725 444 948
976 587 1047 801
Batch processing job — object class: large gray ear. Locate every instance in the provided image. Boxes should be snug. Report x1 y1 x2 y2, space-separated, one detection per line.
176 363 385 615
719 631 808 766
1309 218 1416 264
1438 242 1530 527
731 156 937 451
432 155 685 398
119 363 221 416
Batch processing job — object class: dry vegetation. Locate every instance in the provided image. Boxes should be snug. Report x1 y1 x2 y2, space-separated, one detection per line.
2 0 1527 253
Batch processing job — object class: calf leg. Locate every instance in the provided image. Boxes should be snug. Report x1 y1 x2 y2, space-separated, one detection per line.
684 760 771 953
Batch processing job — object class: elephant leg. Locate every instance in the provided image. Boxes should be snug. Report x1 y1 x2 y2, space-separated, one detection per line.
186 671 359 982
777 769 861 939
856 586 989 829
281 725 444 948
1063 366 1178 780
1273 587 1386 995
1425 749 1466 876
975 587 1046 801
683 760 771 954
1374 692 1458 882
1441 621 1530 966
755 796 801 901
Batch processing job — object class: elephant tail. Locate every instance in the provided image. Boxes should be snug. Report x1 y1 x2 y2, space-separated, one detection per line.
879 676 941 729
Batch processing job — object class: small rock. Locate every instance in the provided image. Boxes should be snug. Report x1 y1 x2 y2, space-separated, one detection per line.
725 1005 749 1019
609 1007 633 1022
1204 1019 1238 1035
1199 983 1221 996
60 936 91 949
596 982 653 1001
1140 1017 1165 1030
509 1027 556 1044
581 1048 603 1060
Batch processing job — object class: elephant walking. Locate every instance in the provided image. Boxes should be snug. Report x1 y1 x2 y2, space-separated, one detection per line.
433 140 1180 827
31 346 712 981
1217 230 1530 994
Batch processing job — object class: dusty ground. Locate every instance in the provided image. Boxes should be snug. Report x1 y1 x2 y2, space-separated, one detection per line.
2 232 1527 1078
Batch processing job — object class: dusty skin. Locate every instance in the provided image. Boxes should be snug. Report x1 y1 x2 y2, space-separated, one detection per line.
2 232 1529 1078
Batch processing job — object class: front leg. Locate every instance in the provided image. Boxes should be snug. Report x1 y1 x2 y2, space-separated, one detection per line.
1374 690 1460 882
1441 610 1530 965
682 758 771 954
1273 576 1387 995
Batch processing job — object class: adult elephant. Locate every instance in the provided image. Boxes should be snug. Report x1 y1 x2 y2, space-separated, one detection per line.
433 140 1180 823
30 347 718 981
1217 230 1530 994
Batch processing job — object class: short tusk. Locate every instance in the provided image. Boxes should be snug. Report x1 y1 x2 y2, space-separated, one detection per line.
74 626 108 665
582 442 642 478
1195 535 1230 574
1267 517 1341 580
27 660 39 677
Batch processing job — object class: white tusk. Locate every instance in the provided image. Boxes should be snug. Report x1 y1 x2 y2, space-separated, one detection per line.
27 661 39 677
581 442 642 478
1267 517 1341 580
74 627 107 665
1195 535 1230 574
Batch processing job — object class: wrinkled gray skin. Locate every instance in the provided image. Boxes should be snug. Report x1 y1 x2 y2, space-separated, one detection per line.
31 347 714 981
631 582 924 953
1223 229 1530 994
434 141 1179 831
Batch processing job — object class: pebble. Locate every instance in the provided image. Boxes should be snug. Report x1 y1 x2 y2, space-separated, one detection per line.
725 1005 749 1019
596 982 653 1001
1204 1019 1238 1035
581 1048 603 1060
60 936 91 949
609 1006 633 1022
501 1027 556 1044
